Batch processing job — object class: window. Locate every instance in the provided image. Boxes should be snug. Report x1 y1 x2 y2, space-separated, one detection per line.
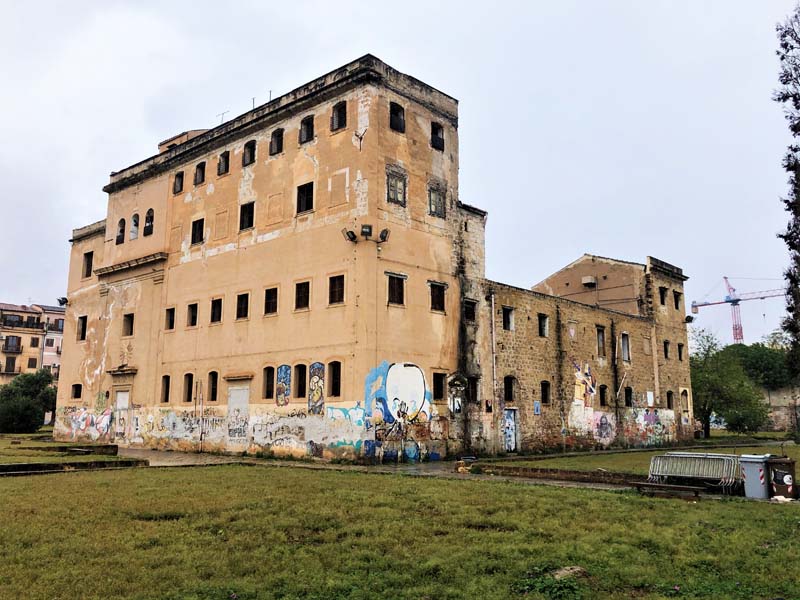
502 307 514 331
663 340 670 359
217 151 230 176
194 162 206 185
187 303 198 327
503 376 515 402
388 274 405 305
183 373 194 403
263 366 275 399
596 326 606 357
433 372 446 401
242 140 256 166
173 171 184 194
540 380 551 404
77 316 88 341
678 343 684 361
116 219 125 245
210 298 223 323
3 335 20 351
463 299 477 322
295 281 310 310
30 337 39 348
55 318 64 331
430 282 446 312
467 376 479 404
191 218 205 245
161 375 171 403
294 364 307 398
143 209 154 236
122 313 134 337
624 387 633 407
264 287 278 314
239 201 255 230
538 314 549 337
329 275 345 305
27 357 36 369
621 333 631 362
389 102 405 132
3 357 15 373
599 385 608 407
71 384 82 399
299 115 315 144
130 213 139 240
236 293 249 319
331 101 346 131
431 122 444 151
45 338 54 347
165 308 175 330
82 251 94 278
328 361 342 397
673 290 682 310
666 390 674 410
208 371 219 402
659 286 668 306
269 129 284 155
386 169 407 206
429 187 446 218
297 182 314 213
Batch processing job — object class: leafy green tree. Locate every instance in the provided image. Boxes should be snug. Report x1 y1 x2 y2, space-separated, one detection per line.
721 343 792 390
691 330 768 437
0 369 55 433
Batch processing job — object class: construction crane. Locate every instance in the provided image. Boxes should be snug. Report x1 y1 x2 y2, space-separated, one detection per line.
691 277 784 343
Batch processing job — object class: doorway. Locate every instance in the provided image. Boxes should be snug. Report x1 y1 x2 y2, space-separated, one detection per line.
503 408 517 452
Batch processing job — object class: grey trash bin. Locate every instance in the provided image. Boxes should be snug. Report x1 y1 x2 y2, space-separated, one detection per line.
740 454 772 499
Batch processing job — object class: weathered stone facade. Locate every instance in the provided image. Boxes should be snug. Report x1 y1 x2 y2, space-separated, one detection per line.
55 55 693 460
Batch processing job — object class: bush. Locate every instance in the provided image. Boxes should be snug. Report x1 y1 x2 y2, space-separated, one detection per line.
0 392 45 433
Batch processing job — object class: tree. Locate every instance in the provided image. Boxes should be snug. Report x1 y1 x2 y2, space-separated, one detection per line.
774 11 800 381
0 369 55 433
721 343 792 390
690 329 768 437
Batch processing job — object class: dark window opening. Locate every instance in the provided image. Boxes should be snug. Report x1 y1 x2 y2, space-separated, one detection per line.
596 326 606 357
328 361 342 397
116 219 125 245
504 376 515 402
210 298 223 323
27 357 36 369
463 299 476 322
388 275 405 305
183 373 194 403
194 161 206 185
236 293 249 319
663 340 670 359
659 286 668 305
161 375 171 403
297 182 314 213
599 385 608 407
329 275 345 305
299 115 315 144
538 313 549 337
239 201 255 230
242 140 256 166
624 387 633 407
467 377 479 404
122 313 134 337
502 307 514 331
30 337 39 348
83 251 94 278
130 213 139 240
294 364 307 398
77 316 88 341
208 371 218 402
621 333 631 362
269 129 284 155
264 288 278 314
429 187 446 218
678 343 684 361
165 308 175 330
173 171 184 194
295 281 310 310
187 303 198 327
433 373 446 401
331 101 346 131
191 218 204 245
431 122 444 151
666 390 674 410
143 208 154 236
71 383 82 399
387 170 407 206
430 282 446 312
673 290 682 310
263 366 275 399
540 380 551 404
217 151 230 176
389 102 405 132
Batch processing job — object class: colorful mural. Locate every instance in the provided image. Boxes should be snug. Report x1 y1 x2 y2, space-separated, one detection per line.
276 365 291 406
308 362 325 415
572 359 596 406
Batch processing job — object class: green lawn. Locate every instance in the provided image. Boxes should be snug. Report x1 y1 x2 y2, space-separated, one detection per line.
0 434 121 464
1 466 799 599
499 445 800 475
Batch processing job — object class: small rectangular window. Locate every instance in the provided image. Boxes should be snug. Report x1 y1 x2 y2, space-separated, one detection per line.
659 286 668 306
122 313 134 337
243 140 256 166
294 364 307 398
389 102 405 133
208 371 218 402
269 129 284 155
331 101 346 131
30 337 39 348
236 293 249 319
297 182 314 214
194 162 206 185
165 308 175 330
210 298 223 323
161 375 171 403
387 171 407 206
82 251 94 278
678 343 684 361
625 387 633 407
184 373 194 403
431 122 444 151
295 281 310 310
596 326 606 357
673 290 682 310
502 307 514 331
467 377 479 404
173 171 184 194
540 380 551 404
71 383 82 399
329 275 345 305
187 303 198 327
599 385 608 407
504 376 515 402
27 357 37 369
388 275 405 305
663 340 670 359
328 361 342 397
430 282 446 312
428 187 446 218
433 372 446 401
264 287 278 314
191 218 205 245
299 115 315 144
621 333 631 362
463 299 477 322
217 151 230 176
263 366 275 399
77 316 88 341
537 314 549 337
239 202 255 230
45 338 54 347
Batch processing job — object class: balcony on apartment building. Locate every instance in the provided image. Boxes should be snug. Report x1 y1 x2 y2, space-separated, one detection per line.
1 342 23 354
0 364 21 375
1 318 44 330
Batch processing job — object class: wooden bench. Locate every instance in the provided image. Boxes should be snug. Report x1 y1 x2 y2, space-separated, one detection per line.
634 482 706 497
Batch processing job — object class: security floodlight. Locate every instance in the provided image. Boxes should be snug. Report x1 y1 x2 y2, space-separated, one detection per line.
341 228 357 243
360 224 373 238
378 228 390 243
57 297 68 306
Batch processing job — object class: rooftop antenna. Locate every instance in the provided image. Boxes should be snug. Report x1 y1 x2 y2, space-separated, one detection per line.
217 110 229 124
252 97 255 109
269 90 272 101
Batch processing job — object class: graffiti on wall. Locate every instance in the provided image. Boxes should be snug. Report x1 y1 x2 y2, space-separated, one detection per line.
308 362 325 415
572 359 596 406
593 412 615 445
276 365 291 406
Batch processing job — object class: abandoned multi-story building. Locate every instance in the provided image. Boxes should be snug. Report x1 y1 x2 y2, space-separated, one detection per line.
55 55 693 460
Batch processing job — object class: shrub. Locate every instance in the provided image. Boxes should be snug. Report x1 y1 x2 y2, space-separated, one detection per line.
0 392 45 433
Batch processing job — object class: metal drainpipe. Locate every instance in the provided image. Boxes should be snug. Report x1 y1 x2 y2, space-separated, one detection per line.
489 290 498 450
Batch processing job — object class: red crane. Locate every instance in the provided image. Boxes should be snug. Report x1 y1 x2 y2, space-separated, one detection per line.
691 277 784 343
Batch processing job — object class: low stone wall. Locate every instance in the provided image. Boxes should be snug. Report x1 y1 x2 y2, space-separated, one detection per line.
473 462 645 485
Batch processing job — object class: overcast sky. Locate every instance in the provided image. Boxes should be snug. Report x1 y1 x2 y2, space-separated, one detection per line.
0 1 794 345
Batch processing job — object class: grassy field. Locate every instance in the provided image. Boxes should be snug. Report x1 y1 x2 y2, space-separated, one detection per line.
0 433 122 464
1 465 799 599
496 445 800 475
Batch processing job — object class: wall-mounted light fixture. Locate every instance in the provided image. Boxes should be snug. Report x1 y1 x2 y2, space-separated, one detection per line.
341 228 358 243
342 225 390 245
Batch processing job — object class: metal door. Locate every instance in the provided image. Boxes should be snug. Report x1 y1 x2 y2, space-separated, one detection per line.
503 409 517 452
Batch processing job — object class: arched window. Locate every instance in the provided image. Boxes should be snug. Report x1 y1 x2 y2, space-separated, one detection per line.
263 366 275 399
599 385 608 407
294 364 307 398
389 102 405 132
270 129 284 155
540 380 550 405
680 389 689 409
666 390 674 410
243 140 257 166
624 387 633 407
299 115 315 144
184 373 194 403
130 213 139 240
143 209 154 236
503 376 515 403
116 219 125 245
328 361 341 397
208 371 218 402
